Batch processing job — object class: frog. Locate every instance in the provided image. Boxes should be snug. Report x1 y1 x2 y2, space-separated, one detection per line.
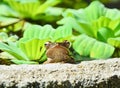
44 40 75 64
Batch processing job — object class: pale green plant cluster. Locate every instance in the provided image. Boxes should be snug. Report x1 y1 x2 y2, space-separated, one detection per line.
0 0 120 64
58 1 120 59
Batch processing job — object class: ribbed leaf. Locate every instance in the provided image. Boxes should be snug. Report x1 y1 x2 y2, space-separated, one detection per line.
23 24 73 42
35 0 62 15
93 16 120 31
73 35 95 56
45 7 64 16
0 42 28 60
0 16 20 27
5 0 40 18
90 41 114 58
92 16 111 30
115 29 120 37
23 24 55 39
57 17 86 34
0 3 19 17
19 38 47 61
59 1 120 40
4 0 61 19
108 37 120 48
84 1 106 22
73 34 115 59
113 20 120 36
11 59 38 64
105 9 120 20
79 22 96 37
97 27 114 42
53 25 72 41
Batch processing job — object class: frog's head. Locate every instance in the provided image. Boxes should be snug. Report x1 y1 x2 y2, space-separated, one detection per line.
44 40 70 50
58 40 70 48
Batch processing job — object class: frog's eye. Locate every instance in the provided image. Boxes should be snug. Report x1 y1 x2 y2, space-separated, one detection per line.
64 40 70 48
44 41 52 49
44 42 49 46
61 40 70 48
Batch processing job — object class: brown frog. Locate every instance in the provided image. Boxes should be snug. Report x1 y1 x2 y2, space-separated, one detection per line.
44 40 75 64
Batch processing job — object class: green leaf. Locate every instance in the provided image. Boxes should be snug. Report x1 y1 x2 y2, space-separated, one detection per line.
39 53 47 63
115 30 120 37
23 24 55 40
4 0 40 18
53 25 72 41
23 24 73 42
83 1 106 22
79 22 96 37
92 16 111 30
0 42 28 60
0 3 19 17
35 0 62 15
113 20 120 36
45 7 64 16
105 9 120 20
10 0 39 3
59 1 120 39
4 0 61 19
0 16 20 27
11 59 38 64
73 34 115 59
73 35 95 56
0 32 18 42
97 27 114 42
92 16 120 31
18 38 47 61
57 17 85 34
90 41 114 59
108 37 120 48
0 32 8 41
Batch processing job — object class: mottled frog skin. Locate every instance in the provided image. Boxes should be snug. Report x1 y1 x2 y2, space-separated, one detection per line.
44 40 75 64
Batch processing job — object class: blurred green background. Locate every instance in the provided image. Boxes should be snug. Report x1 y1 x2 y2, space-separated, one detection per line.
1 0 120 8
57 0 120 9
0 0 120 40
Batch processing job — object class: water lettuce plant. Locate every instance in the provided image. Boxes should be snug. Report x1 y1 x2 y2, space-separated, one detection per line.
3 0 62 20
0 24 72 64
58 1 120 59
0 0 63 33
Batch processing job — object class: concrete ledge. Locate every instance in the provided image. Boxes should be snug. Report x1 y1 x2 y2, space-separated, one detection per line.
0 58 120 88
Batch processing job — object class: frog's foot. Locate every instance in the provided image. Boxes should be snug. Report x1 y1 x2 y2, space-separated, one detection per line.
43 58 55 64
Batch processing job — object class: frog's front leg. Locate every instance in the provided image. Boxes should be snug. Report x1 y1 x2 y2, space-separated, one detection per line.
43 58 55 64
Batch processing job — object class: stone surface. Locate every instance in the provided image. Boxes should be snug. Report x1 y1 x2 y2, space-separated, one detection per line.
0 58 120 88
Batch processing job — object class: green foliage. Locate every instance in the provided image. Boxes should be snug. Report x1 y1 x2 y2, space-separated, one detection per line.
0 0 63 34
22 24 54 40
0 42 29 61
0 1 120 64
22 24 72 42
0 2 18 17
0 32 18 42
58 1 120 59
73 34 115 59
3 0 62 20
0 17 19 27
0 24 72 64
0 25 49 64
108 38 120 48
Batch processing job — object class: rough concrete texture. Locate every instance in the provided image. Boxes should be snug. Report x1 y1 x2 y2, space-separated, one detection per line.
0 58 120 88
